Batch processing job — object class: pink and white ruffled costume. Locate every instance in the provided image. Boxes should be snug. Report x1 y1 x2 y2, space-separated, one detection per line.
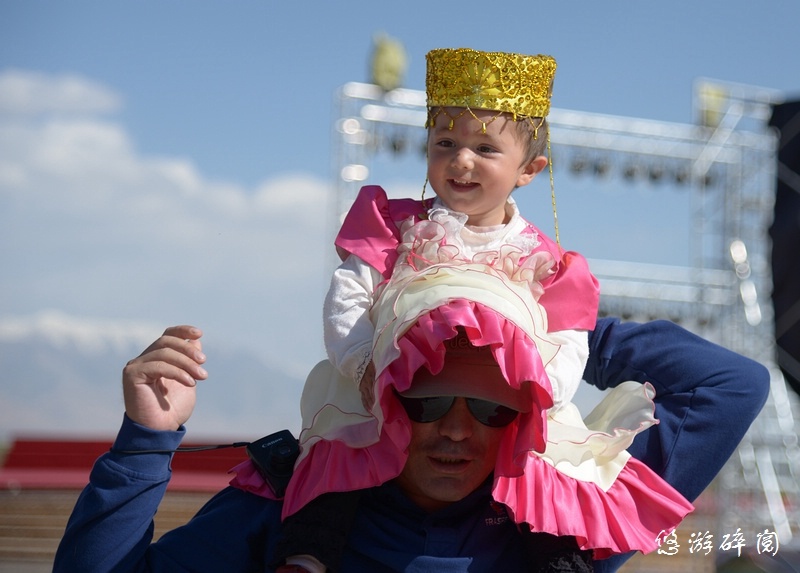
325 185 599 408
230 187 693 558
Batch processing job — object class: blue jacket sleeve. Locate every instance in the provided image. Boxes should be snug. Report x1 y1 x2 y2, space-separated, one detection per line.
53 415 184 572
584 317 770 502
53 415 283 572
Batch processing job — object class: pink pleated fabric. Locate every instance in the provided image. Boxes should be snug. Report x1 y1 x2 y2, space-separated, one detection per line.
493 451 693 559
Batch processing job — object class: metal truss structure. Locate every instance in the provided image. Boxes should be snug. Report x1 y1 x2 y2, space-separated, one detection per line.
331 79 800 552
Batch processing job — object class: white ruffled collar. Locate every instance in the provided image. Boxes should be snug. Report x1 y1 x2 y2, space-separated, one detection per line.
428 196 540 255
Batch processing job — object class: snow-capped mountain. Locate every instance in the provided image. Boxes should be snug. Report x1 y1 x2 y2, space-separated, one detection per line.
0 310 304 444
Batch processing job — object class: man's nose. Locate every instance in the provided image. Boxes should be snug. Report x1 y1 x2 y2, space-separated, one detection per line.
437 398 475 441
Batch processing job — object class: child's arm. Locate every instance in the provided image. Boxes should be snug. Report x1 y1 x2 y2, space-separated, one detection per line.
323 254 382 385
543 328 589 411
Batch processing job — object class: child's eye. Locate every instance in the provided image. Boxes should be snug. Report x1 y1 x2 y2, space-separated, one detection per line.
477 145 496 153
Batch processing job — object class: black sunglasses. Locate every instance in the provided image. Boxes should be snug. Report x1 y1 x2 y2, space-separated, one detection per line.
395 393 519 428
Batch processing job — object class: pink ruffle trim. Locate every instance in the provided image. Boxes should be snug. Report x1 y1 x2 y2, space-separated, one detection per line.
493 455 694 558
228 459 277 499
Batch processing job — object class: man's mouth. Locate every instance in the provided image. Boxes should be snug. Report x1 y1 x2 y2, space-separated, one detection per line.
434 456 466 464
429 452 473 472
429 456 472 476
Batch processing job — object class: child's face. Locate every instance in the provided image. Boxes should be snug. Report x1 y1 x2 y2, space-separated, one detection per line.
426 107 544 227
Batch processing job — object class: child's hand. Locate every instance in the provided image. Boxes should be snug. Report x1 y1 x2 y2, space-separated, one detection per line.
358 361 376 411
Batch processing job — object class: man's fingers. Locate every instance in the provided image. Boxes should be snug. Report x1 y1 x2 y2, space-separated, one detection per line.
139 329 206 365
128 361 199 387
161 325 203 340
126 346 208 383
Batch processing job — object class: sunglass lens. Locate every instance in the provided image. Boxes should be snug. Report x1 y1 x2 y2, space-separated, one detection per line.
396 394 518 427
399 395 455 423
467 399 519 427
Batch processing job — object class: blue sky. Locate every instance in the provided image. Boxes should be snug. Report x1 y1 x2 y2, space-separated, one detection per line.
4 1 798 184
1 1 798 437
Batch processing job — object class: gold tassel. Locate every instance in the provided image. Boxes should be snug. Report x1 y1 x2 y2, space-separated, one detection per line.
547 126 560 247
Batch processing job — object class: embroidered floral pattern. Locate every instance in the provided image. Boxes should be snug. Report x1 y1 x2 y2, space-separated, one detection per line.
392 217 555 301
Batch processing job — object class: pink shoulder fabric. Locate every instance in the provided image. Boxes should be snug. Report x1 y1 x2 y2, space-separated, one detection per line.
227 459 277 499
334 185 426 279
520 221 600 332
334 187 599 332
538 250 600 332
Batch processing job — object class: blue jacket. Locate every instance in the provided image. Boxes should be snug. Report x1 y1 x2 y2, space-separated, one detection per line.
53 318 770 572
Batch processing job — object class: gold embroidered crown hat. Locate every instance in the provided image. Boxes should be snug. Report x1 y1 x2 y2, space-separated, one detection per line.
425 48 557 126
423 47 563 245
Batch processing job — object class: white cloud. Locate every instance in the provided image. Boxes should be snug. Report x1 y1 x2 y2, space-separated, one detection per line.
253 174 330 211
0 69 333 387
0 68 123 116
0 309 161 355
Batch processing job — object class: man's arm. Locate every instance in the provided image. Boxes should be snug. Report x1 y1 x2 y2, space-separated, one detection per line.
54 416 184 572
54 326 208 572
54 415 284 572
584 317 770 501
54 325 288 572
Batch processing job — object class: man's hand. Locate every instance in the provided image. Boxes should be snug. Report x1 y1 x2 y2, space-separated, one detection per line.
122 325 208 431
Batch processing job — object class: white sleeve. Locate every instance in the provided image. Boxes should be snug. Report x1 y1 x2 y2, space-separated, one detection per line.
323 254 383 382
544 329 589 411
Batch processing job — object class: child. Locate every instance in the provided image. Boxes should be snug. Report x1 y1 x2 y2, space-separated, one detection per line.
325 48 598 415
274 48 602 572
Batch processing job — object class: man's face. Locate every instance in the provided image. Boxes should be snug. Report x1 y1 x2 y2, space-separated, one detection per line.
394 397 506 512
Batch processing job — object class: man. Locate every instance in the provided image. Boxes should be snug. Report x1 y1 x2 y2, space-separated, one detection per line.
54 312 768 572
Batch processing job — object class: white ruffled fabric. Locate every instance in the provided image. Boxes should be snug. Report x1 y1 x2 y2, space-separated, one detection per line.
426 196 542 257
